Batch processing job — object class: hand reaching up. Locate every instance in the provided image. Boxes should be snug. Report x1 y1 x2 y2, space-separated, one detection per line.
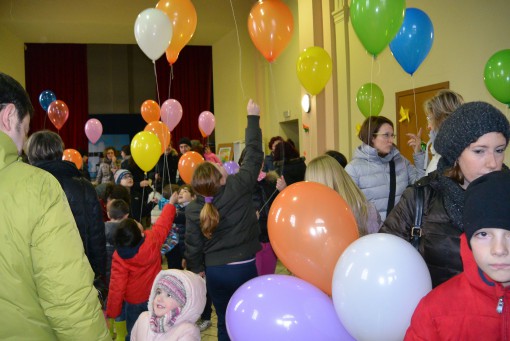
247 99 260 116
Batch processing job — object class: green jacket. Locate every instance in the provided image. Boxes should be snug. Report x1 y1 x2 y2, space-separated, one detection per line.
0 132 109 340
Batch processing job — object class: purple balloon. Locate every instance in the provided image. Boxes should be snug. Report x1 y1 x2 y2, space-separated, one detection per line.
226 275 354 341
223 161 240 175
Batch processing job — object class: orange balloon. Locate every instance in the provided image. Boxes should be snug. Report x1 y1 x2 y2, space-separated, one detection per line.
144 121 171 155
268 181 359 295
62 148 83 170
199 127 207 139
141 100 161 123
178 151 204 184
248 0 294 63
47 100 69 130
156 0 197 65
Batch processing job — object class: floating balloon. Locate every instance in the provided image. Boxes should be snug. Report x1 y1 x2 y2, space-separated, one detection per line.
156 0 197 65
268 182 359 295
84 118 103 144
178 151 204 184
390 8 434 76
350 0 405 56
356 83 384 118
160 99 183 131
248 0 294 63
198 111 215 137
296 47 333 95
39 90 56 112
141 100 161 123
484 49 510 106
223 161 240 175
134 8 173 61
332 234 432 341
130 131 162 172
62 148 83 170
144 121 171 155
47 100 69 130
226 275 355 341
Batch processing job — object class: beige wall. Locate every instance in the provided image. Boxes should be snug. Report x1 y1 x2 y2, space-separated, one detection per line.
0 25 25 87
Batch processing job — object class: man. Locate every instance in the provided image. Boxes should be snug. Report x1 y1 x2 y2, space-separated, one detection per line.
0 73 110 340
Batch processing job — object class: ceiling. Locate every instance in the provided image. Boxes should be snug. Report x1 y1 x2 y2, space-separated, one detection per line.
0 0 254 45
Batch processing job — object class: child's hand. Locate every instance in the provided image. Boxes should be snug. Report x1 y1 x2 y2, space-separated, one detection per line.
169 192 178 205
181 258 187 269
247 99 260 116
140 180 150 187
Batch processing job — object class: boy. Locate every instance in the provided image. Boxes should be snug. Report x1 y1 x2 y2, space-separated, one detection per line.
405 171 510 340
105 199 130 288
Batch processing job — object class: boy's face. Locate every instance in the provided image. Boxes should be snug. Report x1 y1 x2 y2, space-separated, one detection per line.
471 228 510 287
120 173 134 188
178 187 194 204
153 288 180 317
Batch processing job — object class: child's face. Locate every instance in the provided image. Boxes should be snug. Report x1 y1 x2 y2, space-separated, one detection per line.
153 288 180 317
471 228 510 287
178 188 193 204
120 173 134 188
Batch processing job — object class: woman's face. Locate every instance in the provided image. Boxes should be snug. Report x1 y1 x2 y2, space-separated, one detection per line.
458 132 506 188
371 123 395 155
106 149 115 160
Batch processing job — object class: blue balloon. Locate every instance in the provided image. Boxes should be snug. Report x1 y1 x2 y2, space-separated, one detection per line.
39 90 56 112
389 8 434 76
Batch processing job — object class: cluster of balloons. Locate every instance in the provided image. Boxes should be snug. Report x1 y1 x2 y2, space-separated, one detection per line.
296 47 332 96
484 49 510 107
38 90 70 130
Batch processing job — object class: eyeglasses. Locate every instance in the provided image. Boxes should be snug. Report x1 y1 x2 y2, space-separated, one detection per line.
373 133 396 140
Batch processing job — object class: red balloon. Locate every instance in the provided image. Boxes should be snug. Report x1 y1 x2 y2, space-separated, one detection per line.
47 100 69 130
178 151 204 184
62 148 83 169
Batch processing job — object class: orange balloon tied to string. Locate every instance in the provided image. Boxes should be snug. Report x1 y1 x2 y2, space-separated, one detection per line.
62 149 83 170
141 100 161 123
247 0 294 63
156 0 197 65
178 151 204 184
144 121 171 155
47 100 69 130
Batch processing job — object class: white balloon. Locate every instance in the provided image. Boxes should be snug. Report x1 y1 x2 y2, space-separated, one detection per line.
332 234 432 341
134 8 173 61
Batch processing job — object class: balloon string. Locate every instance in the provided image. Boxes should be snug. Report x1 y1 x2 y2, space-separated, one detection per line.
259 187 278 214
139 174 147 224
168 64 174 99
269 64 280 121
154 61 160 106
411 76 418 132
229 0 246 100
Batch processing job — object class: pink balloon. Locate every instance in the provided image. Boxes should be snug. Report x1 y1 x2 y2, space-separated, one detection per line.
161 99 183 131
84 118 103 144
198 111 215 137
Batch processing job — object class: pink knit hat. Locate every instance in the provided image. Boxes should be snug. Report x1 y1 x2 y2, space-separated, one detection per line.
156 275 186 307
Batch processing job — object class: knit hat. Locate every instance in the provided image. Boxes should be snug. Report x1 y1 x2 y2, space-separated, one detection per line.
463 171 510 245
156 275 187 308
435 101 510 172
114 169 132 184
178 137 192 147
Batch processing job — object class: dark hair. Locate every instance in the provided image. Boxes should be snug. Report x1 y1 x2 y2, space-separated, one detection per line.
358 116 394 147
114 218 142 248
268 136 284 150
121 145 130 156
325 150 348 168
273 141 300 162
104 183 131 205
191 162 222 239
26 130 64 163
0 73 34 122
162 184 180 199
107 199 130 220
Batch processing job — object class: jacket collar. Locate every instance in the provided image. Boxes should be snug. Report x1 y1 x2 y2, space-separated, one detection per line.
0 131 21 173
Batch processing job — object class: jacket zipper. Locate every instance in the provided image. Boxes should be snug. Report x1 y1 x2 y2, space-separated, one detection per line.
497 296 504 314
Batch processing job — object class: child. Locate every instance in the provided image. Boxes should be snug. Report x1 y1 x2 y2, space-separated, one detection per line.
130 269 206 340
106 204 176 341
105 199 130 289
405 171 510 340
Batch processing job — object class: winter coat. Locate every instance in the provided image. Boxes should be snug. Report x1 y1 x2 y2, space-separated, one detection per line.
107 204 176 318
345 143 425 220
424 140 441 175
185 116 263 272
273 157 307 186
96 158 116 184
0 132 110 340
405 234 510 340
131 269 206 341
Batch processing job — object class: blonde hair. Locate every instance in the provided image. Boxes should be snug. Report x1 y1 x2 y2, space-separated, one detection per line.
424 89 464 130
191 162 222 239
305 155 369 236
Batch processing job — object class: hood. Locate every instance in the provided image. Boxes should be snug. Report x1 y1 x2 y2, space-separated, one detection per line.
352 143 399 163
0 131 20 172
32 159 81 178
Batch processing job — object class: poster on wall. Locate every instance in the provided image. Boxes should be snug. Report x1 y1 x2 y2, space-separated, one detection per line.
88 134 130 180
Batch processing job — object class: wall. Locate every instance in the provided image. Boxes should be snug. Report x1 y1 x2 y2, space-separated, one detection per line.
0 25 25 86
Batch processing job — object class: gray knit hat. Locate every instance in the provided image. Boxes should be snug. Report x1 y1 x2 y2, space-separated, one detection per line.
435 101 510 169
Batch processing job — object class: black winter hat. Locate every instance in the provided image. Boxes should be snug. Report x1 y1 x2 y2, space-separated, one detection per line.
463 171 510 245
178 137 191 147
435 101 510 170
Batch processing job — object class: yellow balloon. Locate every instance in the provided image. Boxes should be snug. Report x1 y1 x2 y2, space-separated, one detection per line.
130 131 162 172
296 46 332 96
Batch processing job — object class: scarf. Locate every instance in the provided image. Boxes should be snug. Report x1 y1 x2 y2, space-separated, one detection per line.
436 159 465 231
149 307 181 333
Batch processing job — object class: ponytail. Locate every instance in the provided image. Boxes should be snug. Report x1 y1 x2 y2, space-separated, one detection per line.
200 203 220 239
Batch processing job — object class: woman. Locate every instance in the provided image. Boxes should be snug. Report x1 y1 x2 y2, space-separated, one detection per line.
306 155 381 235
185 99 263 341
381 101 510 287
273 140 307 191
345 116 425 220
95 146 118 184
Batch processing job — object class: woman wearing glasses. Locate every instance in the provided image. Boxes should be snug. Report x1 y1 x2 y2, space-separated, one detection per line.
345 116 425 220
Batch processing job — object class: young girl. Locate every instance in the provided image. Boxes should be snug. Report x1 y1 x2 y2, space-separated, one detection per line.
131 269 206 341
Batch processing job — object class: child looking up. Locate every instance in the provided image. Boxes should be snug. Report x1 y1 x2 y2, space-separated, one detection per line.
105 199 130 289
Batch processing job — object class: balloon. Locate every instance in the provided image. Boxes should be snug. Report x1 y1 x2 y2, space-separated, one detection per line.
134 8 173 61
226 275 355 341
141 100 161 123
84 118 103 144
332 234 432 341
350 0 405 56
356 83 384 118
390 8 434 76
296 47 333 95
144 121 171 155
62 148 83 170
247 0 294 63
268 182 359 295
130 131 162 172
38 90 56 112
198 111 215 137
178 151 204 184
160 99 183 131
223 161 239 175
156 0 197 65
484 49 510 106
47 100 69 130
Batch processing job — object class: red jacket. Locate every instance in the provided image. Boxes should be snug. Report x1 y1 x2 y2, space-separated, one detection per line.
106 204 175 318
405 234 510 340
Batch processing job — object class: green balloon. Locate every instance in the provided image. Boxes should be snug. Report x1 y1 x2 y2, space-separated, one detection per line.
350 0 406 57
356 83 384 118
484 49 510 106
